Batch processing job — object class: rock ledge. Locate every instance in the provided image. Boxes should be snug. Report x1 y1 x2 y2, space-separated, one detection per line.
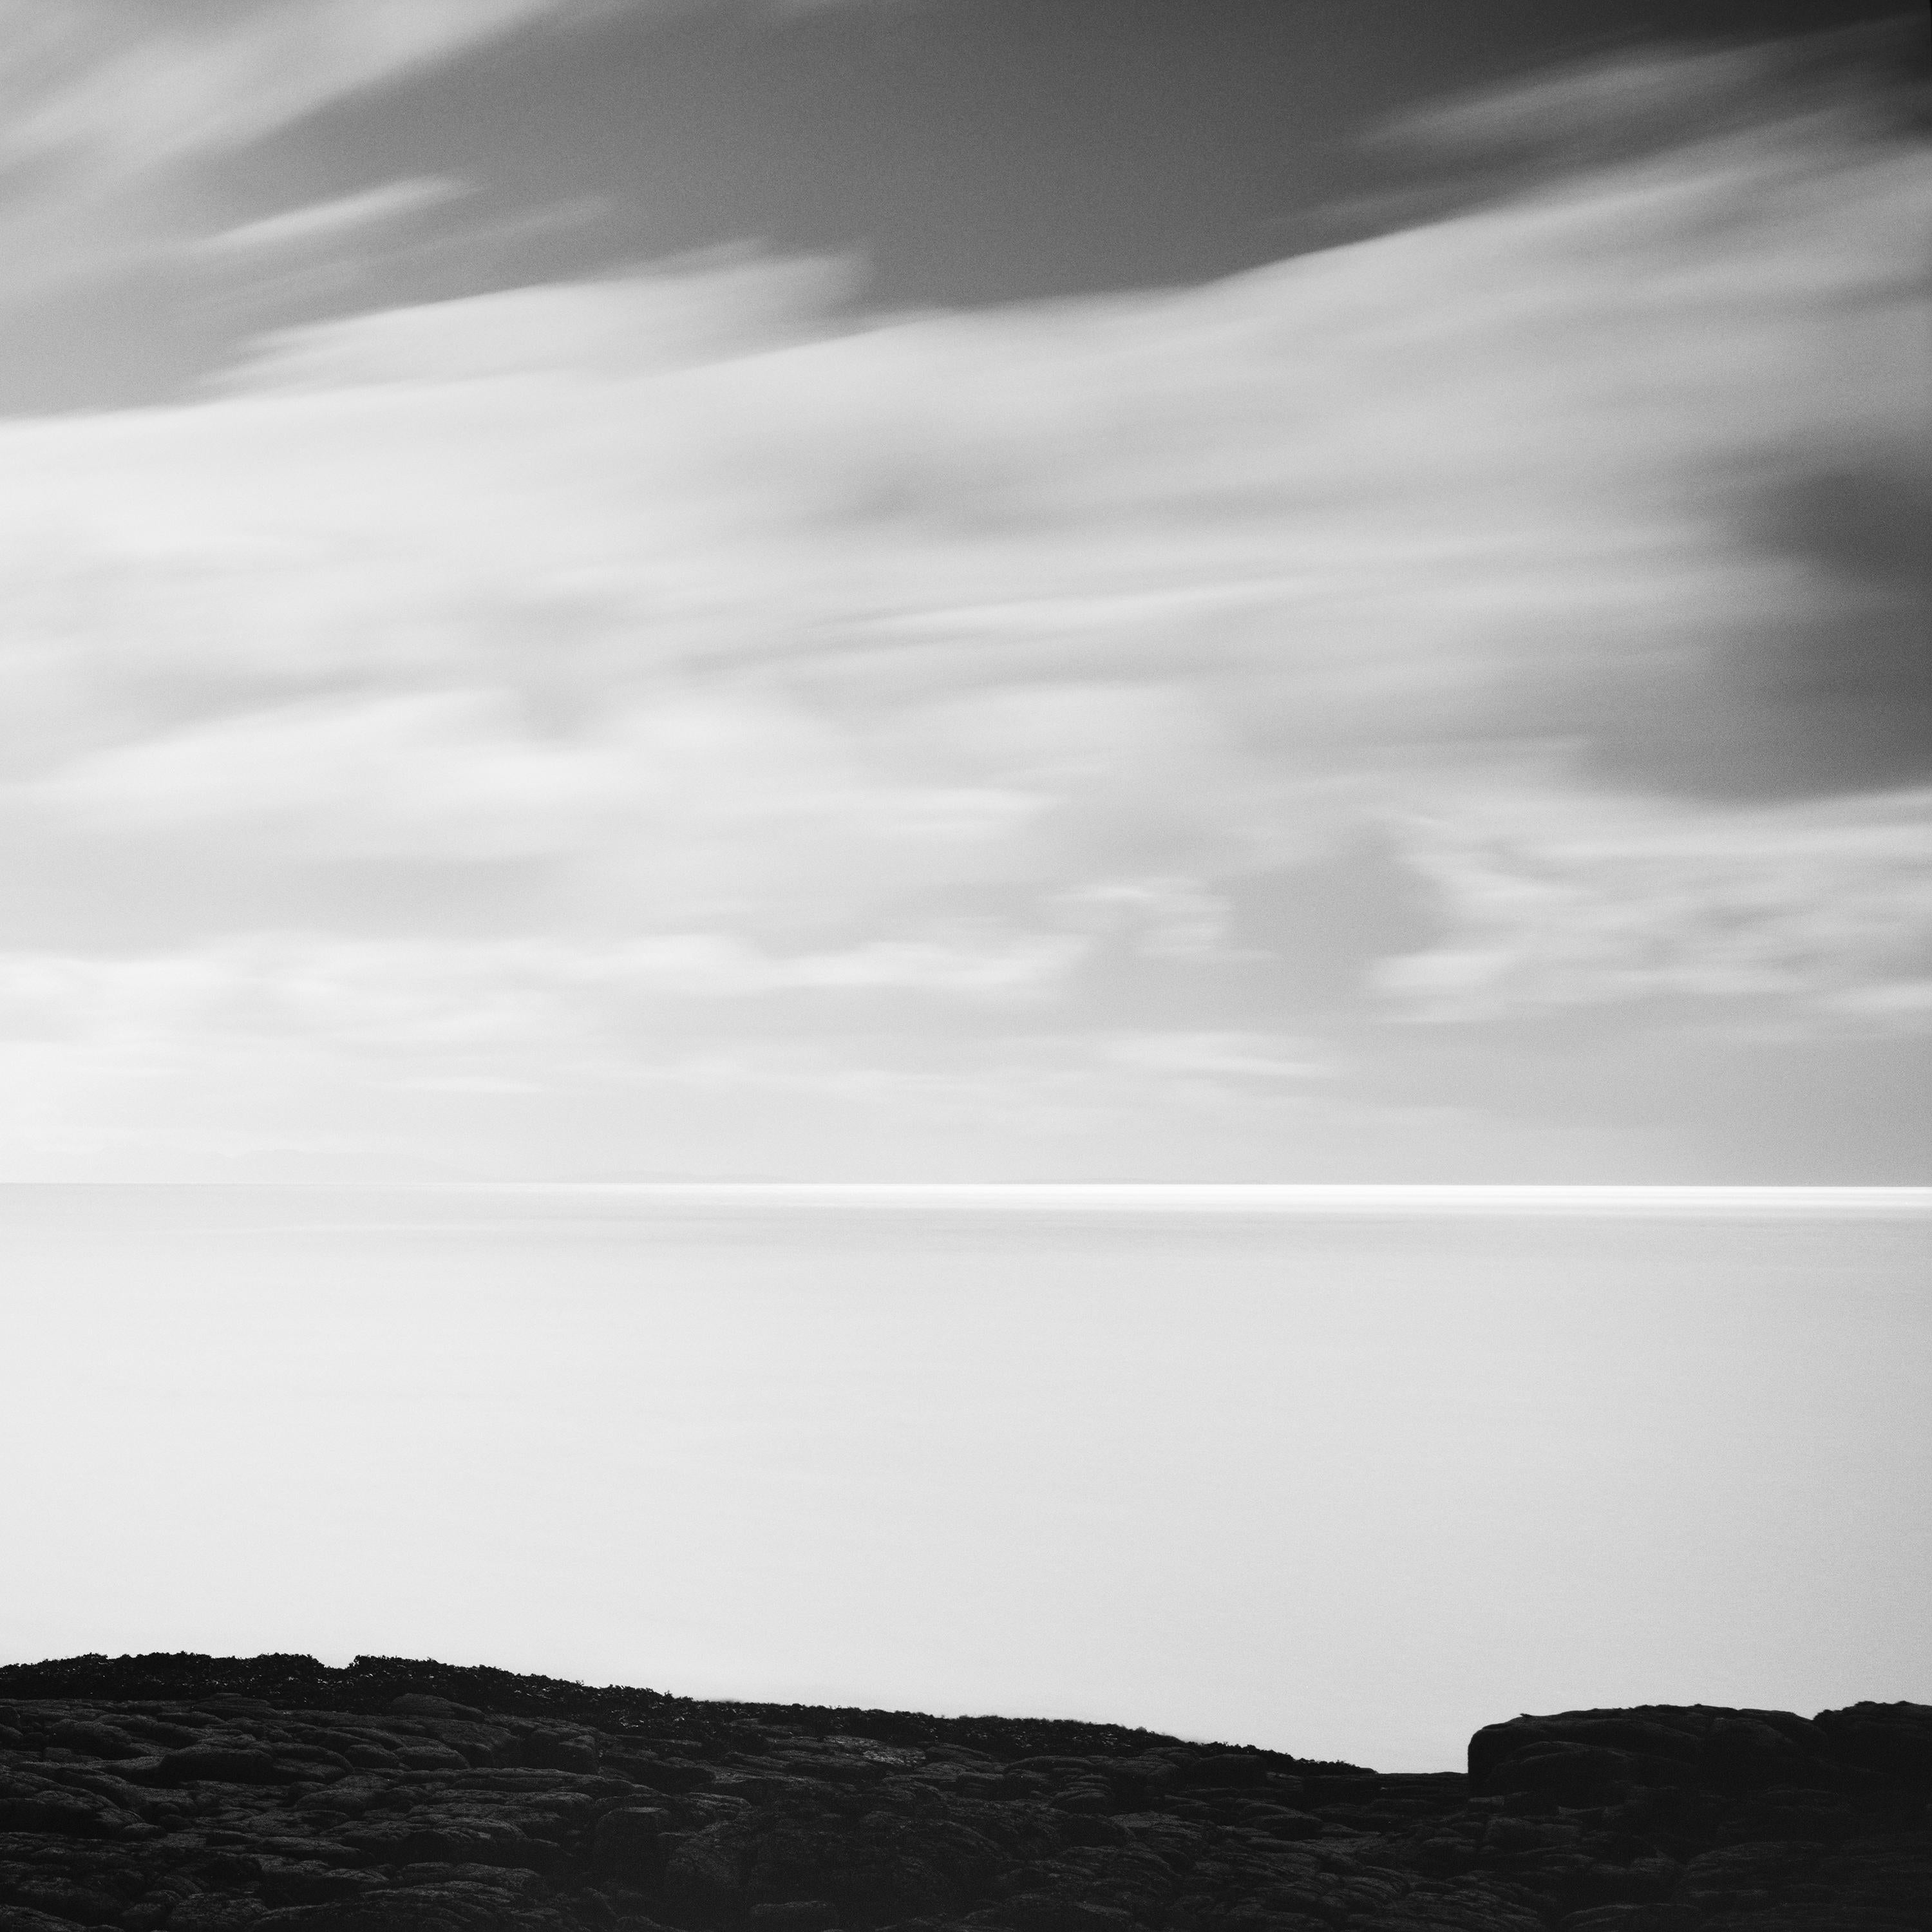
1 1655 1926 1931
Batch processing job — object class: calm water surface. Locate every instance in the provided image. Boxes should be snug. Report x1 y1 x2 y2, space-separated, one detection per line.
3 1186 1927 1771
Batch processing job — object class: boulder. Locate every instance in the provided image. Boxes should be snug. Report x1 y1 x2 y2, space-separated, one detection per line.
592 1804 672 1882
47 1723 145 1762
153 1747 287 1787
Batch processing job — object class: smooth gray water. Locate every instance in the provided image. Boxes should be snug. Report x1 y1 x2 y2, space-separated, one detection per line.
3 1186 1926 1770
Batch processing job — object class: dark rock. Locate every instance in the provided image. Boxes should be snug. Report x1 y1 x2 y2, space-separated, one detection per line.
618 1757 714 1796
745 1902 838 1930
155 1748 287 1788
256 1859 388 1906
1725 1786 1859 1841
48 1723 146 1762
1813 1701 1932 1785
1228 1801 1323 1841
593 1805 672 1882
1487 1740 1641 1803
1681 1841 1845 1920
663 1823 746 1924
0 1659 1925 1931
356 1815 554 1872
0 1875 126 1925
169 1900 271 1931
1305 1770 1383 1806
254 1887 570 1931
388 1862 546 1893
1558 1910 1703 1931
270 1746 356 1779
1703 1713 1823 1792
1051 1812 1130 1850
1048 1782 1112 1815
1178 1752 1271 1788
520 1731 600 1776
0 1780 124 1837
386 1698 480 1723
1010 1900 1133 1931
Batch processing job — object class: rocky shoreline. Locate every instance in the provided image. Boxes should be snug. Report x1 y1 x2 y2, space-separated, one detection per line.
0 1656 1925 1931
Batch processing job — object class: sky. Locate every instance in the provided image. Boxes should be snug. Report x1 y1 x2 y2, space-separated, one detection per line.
0 0 1926 1182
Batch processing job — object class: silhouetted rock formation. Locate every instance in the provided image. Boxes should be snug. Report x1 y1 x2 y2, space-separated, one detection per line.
1 1655 1926 1930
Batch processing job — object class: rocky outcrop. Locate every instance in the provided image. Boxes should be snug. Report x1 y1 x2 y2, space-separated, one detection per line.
0 1656 1925 1931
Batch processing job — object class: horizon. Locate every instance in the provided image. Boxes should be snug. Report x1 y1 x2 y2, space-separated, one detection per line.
6 1178 1932 1209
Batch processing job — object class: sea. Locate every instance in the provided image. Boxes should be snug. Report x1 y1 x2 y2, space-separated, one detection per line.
3 1184 1926 1772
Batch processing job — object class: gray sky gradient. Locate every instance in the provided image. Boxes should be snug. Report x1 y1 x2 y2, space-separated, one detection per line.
0 3 1925 1180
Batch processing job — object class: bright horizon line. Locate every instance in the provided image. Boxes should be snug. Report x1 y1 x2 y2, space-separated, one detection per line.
6 1181 1927 1216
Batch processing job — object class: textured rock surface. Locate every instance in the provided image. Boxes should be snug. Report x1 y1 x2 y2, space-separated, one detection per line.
0 1656 1925 1931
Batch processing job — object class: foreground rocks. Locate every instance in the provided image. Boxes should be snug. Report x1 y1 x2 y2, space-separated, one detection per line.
0 1658 1925 1931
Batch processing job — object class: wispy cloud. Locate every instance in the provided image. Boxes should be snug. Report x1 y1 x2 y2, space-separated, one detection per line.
1373 788 1932 1027
0 929 1084 1053
0 0 590 372
213 254 854 388
1 28 1924 1175
0 0 564 174
193 178 471 258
